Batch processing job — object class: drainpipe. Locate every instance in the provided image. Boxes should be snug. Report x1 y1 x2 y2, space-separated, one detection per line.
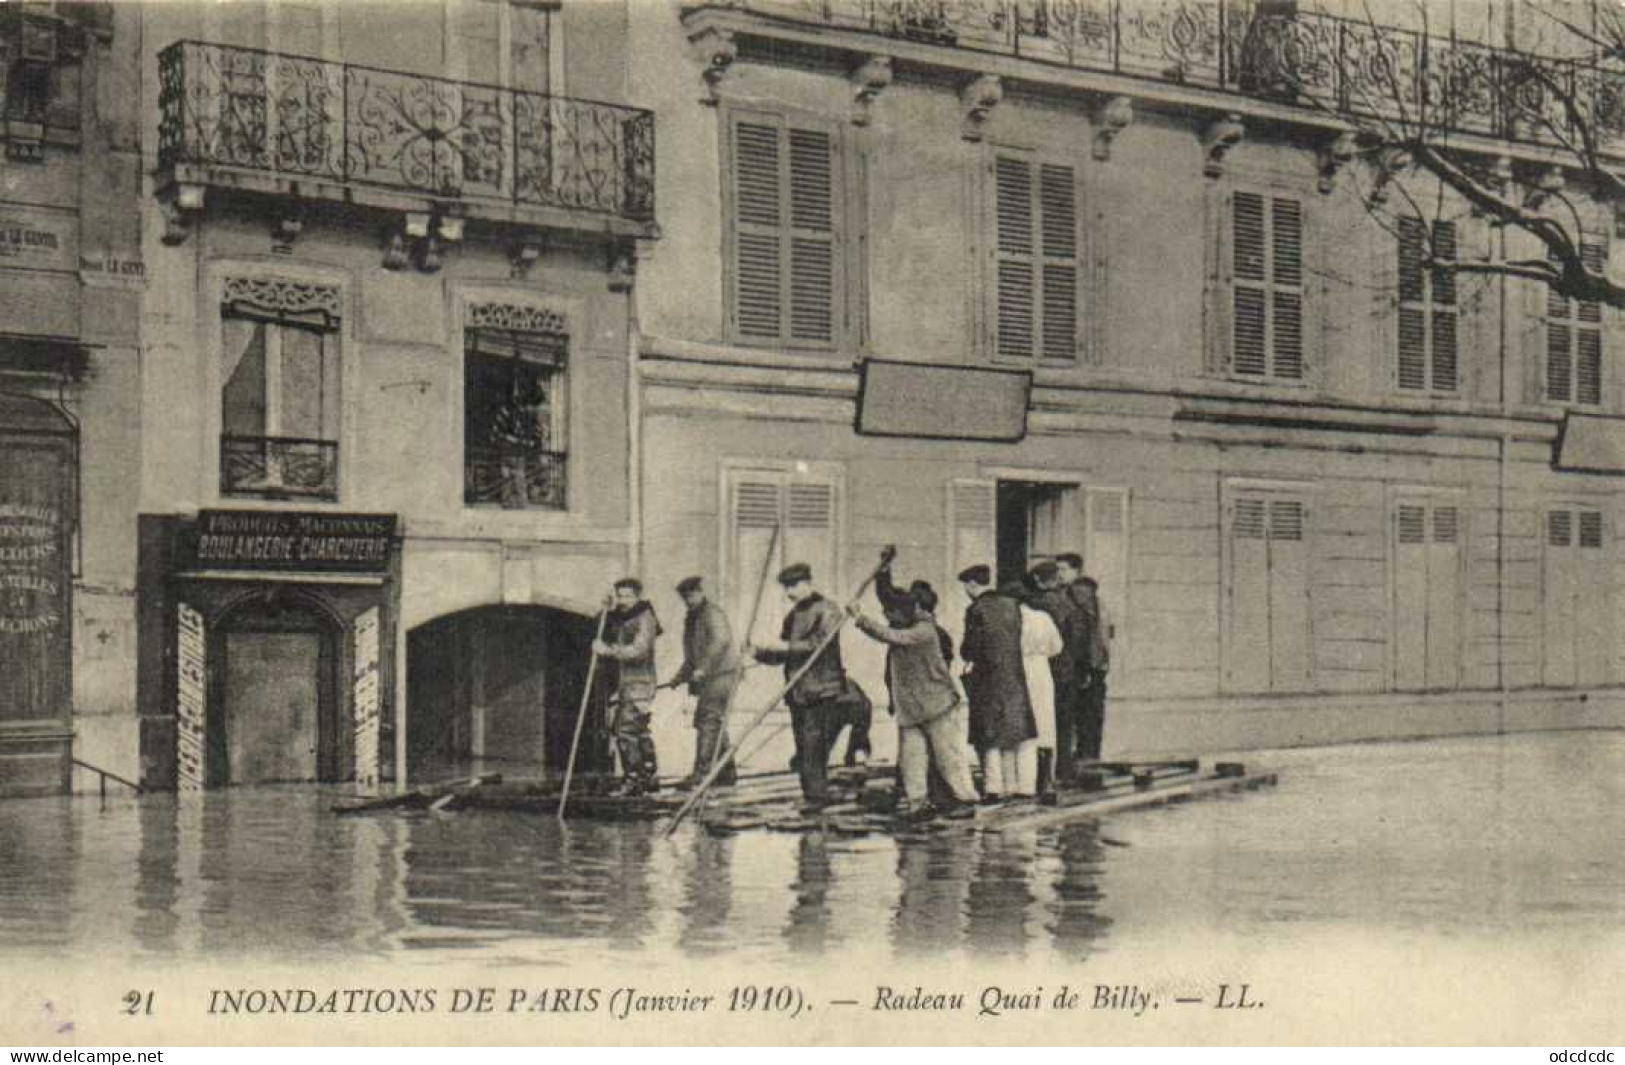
627 268 643 577
1496 221 1509 736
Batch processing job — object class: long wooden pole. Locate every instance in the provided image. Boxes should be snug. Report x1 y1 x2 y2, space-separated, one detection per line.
692 523 780 813
557 606 610 824
665 546 894 837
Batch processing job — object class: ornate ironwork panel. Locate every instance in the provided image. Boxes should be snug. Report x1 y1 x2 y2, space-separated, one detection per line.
464 447 567 509
220 436 339 501
1117 0 1225 88
158 41 656 223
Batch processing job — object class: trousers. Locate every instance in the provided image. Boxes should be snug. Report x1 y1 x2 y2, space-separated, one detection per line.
981 740 1038 797
1053 679 1085 783
692 692 735 783
1079 671 1108 761
611 696 657 782
899 706 978 807
789 699 838 801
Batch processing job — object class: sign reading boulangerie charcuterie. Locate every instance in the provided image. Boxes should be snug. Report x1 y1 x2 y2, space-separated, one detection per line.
187 510 396 573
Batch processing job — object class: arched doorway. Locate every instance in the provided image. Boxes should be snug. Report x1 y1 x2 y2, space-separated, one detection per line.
209 591 343 785
406 604 606 785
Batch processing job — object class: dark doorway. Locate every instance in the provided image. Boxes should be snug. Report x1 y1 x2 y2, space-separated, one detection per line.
211 594 342 785
405 605 606 785
996 481 1080 587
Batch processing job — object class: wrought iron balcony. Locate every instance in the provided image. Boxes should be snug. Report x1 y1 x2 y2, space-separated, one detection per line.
464 445 568 510
221 436 339 502
158 41 655 227
695 0 1625 150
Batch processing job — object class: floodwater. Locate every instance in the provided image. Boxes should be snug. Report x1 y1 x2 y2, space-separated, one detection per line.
2 731 1623 969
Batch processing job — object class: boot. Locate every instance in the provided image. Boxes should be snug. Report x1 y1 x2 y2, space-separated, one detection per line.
1037 748 1056 800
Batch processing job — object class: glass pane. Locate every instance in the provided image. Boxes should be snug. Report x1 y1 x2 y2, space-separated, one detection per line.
280 326 326 439
222 320 268 437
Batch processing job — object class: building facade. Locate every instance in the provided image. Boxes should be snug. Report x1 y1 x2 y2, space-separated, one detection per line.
627 0 1625 765
0 2 142 796
132 0 655 791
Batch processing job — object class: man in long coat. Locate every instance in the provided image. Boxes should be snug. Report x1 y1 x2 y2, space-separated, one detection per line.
957 564 1035 800
1057 553 1110 762
671 575 739 788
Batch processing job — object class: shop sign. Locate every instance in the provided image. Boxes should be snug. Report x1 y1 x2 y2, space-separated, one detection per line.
352 607 381 792
0 208 77 271
190 510 395 574
0 502 62 636
175 602 207 793
855 359 1031 442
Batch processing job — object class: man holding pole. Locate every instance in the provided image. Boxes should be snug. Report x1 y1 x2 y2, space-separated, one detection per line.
671 575 739 789
751 562 850 810
593 577 663 797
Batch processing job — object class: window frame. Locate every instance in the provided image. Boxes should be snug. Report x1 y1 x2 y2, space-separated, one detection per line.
1219 477 1318 694
1211 185 1315 386
719 104 862 353
1394 216 1461 396
982 143 1088 366
1540 238 1607 409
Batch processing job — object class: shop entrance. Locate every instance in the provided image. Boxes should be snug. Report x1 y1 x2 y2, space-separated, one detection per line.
211 594 342 785
405 605 605 785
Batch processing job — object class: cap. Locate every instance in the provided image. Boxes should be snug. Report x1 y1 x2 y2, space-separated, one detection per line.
676 576 705 596
1031 560 1061 583
776 562 813 587
957 564 992 585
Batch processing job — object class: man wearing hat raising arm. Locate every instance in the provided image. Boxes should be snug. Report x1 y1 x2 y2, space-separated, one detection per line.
751 562 851 809
670 576 739 789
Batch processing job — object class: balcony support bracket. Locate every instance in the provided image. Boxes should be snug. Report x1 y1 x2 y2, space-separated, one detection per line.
690 27 738 106
608 241 638 293
158 183 206 246
1368 147 1412 207
1093 96 1134 161
1317 131 1359 194
1202 114 1244 179
850 55 893 127
960 74 1002 142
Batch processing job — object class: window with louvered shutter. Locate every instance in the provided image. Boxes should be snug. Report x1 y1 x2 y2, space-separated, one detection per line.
728 113 843 348
1231 192 1306 381
1542 503 1613 687
993 152 1079 361
1225 489 1312 693
1545 240 1605 406
1397 217 1459 393
1392 496 1463 691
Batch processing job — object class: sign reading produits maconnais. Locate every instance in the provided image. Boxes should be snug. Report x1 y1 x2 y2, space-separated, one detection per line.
190 510 396 574
0 502 62 636
175 602 207 793
352 607 381 792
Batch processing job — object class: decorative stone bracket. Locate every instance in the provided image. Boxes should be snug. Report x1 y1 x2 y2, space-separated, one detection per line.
1092 96 1134 161
690 27 737 106
608 241 638 293
1201 114 1244 178
158 184 206 246
271 212 305 254
1367 147 1411 207
1523 165 1566 211
1317 132 1359 194
960 74 1002 142
382 210 463 273
850 55 892 127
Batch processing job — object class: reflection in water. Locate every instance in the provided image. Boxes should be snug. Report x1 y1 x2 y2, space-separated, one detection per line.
2 733 1625 967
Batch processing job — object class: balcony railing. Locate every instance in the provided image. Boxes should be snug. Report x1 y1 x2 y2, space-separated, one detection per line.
464 446 568 510
221 435 339 501
701 0 1625 149
158 41 656 224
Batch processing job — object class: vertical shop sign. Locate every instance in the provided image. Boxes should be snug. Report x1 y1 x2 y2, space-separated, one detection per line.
175 602 207 792
353 606 381 791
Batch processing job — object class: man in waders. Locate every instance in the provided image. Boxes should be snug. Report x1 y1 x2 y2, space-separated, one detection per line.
670 576 739 789
593 577 663 796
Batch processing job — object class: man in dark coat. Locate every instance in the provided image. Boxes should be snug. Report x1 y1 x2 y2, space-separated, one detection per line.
1030 559 1086 787
671 575 739 789
1057 553 1109 762
752 562 853 808
957 564 1035 800
593 577 663 796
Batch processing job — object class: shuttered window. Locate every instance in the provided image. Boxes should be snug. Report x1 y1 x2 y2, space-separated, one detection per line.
724 465 842 647
1391 498 1462 691
1224 489 1313 693
728 113 843 348
992 153 1079 361
1543 504 1612 687
1231 192 1305 381
1545 240 1605 406
1397 217 1459 393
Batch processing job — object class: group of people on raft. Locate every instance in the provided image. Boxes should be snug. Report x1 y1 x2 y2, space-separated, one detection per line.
589 549 1112 822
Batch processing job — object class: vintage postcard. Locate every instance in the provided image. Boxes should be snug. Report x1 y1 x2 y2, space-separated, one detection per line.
0 0 1622 1047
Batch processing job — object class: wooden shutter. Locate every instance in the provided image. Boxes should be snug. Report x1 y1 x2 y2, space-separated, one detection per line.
1391 502 1428 690
945 478 997 638
1231 192 1305 381
1430 221 1459 392
1225 494 1272 692
1575 508 1612 685
732 118 784 342
1267 497 1311 690
1543 508 1577 686
1545 239 1606 405
1398 218 1459 393
785 479 838 596
728 114 841 348
1425 503 1461 689
1085 487 1129 668
993 153 1078 361
728 474 784 647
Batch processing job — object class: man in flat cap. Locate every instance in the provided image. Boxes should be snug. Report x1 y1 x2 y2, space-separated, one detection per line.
670 575 739 789
752 562 858 808
1030 558 1086 790
957 564 1036 801
593 576 663 796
